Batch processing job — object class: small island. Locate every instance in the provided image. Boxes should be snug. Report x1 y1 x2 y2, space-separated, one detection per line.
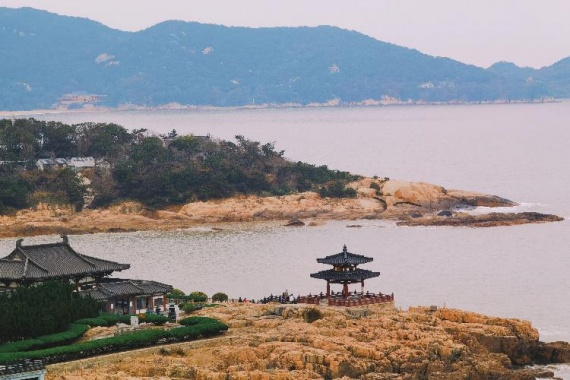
0 119 563 238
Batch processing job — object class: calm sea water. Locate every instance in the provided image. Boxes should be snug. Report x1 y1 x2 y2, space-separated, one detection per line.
3 103 570 377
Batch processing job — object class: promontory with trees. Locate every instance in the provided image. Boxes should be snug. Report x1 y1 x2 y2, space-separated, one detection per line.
0 118 358 213
0 118 562 235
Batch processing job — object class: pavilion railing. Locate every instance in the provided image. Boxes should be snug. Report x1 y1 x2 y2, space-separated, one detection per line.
297 292 394 307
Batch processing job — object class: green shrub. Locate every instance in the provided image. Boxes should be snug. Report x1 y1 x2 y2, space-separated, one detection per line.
117 315 132 324
140 314 169 326
170 288 185 297
0 324 89 353
98 313 120 325
319 181 357 198
302 308 323 323
369 182 380 190
188 291 208 302
211 292 229 303
179 316 210 326
0 318 228 365
74 318 109 327
167 291 207 303
182 303 199 314
0 281 99 343
115 313 169 326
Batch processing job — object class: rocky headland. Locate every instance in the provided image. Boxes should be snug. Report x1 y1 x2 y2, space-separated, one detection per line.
46 303 570 379
0 178 562 238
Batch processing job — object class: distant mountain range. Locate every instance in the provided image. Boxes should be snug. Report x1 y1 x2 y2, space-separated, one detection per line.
1 7 569 111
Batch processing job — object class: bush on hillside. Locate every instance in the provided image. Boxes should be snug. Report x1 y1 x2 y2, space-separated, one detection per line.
188 291 208 302
319 181 357 198
212 292 229 302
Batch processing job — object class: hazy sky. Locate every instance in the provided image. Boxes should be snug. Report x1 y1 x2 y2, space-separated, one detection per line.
3 0 569 69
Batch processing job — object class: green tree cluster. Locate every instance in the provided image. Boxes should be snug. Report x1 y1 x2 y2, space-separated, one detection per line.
0 281 100 343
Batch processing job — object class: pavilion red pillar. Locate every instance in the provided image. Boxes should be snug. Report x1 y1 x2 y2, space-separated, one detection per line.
343 283 349 298
326 281 330 297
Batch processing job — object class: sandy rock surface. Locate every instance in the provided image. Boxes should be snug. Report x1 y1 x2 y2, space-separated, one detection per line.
0 179 562 238
46 303 568 380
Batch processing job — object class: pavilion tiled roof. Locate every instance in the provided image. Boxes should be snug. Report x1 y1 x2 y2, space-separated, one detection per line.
310 268 380 283
0 236 129 281
82 279 173 301
316 245 373 266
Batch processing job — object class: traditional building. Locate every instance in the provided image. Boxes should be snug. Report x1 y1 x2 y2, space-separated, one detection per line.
0 235 172 314
83 278 172 315
0 360 45 380
311 244 380 298
299 245 393 307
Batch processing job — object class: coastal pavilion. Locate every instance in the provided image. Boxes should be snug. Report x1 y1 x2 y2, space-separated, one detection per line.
298 245 393 307
311 244 380 298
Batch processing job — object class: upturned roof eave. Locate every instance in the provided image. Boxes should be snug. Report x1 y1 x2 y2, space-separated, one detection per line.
316 256 373 265
310 269 380 282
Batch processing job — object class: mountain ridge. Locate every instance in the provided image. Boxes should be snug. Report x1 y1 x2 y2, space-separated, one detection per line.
1 7 568 110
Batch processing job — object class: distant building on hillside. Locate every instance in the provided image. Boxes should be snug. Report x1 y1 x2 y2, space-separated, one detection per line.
69 157 95 170
36 158 68 171
36 157 95 171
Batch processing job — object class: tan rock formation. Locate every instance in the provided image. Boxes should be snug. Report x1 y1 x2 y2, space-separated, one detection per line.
0 179 562 238
46 304 567 379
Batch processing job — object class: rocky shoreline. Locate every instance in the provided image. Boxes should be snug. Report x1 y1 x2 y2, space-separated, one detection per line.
46 303 570 379
0 178 563 238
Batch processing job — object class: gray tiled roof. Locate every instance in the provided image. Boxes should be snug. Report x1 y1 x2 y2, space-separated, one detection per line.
316 245 374 266
82 279 173 301
310 268 380 283
0 238 129 281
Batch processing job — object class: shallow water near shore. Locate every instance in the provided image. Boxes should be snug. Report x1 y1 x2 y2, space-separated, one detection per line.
5 102 570 375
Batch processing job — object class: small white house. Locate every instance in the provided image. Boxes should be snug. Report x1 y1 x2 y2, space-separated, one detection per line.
36 158 68 171
69 157 95 169
36 157 96 171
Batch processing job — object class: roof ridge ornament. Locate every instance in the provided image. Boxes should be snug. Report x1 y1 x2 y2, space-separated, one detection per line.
16 238 24 248
343 244 348 260
61 234 69 244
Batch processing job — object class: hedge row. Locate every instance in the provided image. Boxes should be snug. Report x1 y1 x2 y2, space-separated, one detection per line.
73 318 108 327
75 313 169 327
167 292 208 302
0 317 228 364
179 316 212 326
0 324 89 354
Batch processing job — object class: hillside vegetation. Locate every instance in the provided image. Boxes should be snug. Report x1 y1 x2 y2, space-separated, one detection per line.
0 118 359 213
2 7 568 110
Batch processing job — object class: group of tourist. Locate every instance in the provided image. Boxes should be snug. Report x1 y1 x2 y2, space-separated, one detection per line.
231 291 297 305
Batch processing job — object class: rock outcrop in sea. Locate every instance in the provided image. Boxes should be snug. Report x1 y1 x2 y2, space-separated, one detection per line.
46 303 570 379
0 178 562 237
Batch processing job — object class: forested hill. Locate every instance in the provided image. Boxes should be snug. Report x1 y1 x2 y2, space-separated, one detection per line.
0 119 360 212
1 7 569 111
